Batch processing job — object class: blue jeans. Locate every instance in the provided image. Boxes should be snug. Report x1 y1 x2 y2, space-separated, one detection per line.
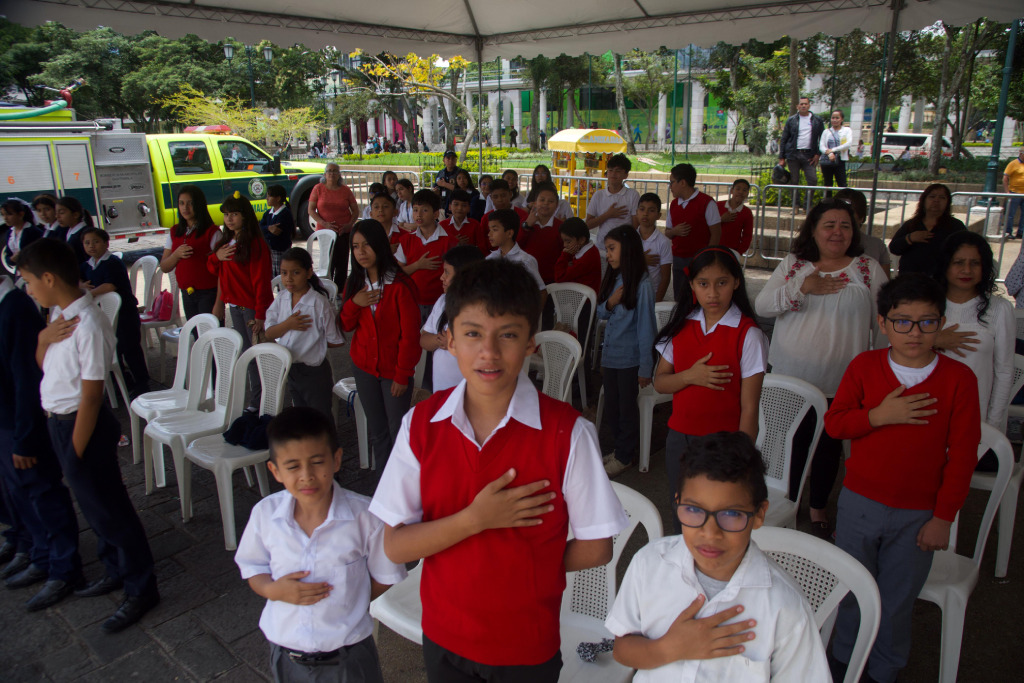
1006 195 1024 237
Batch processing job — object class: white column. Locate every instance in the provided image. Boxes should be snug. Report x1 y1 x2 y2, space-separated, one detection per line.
423 99 435 146
689 81 704 146
512 90 522 147
385 115 394 142
349 119 358 149
488 91 500 146
1003 117 1017 149
657 92 667 151
366 116 377 137
913 98 926 134
539 89 548 135
849 91 866 150
898 95 912 133
503 93 512 134
501 58 511 80
726 111 738 148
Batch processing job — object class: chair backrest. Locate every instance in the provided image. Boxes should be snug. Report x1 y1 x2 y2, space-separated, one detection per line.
94 291 121 331
225 342 292 424
654 300 674 329
545 283 597 352
756 374 829 505
128 255 159 311
319 278 338 302
533 330 582 402
170 313 220 392
1010 354 1024 404
271 275 282 295
186 328 243 412
752 526 881 683
562 482 664 620
1014 309 1024 341
307 229 337 275
948 423 1013 561
145 268 181 324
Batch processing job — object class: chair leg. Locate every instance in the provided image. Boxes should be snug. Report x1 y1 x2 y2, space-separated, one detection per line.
937 596 966 683
595 387 605 432
172 442 192 522
105 376 118 409
158 337 167 384
255 464 270 497
130 411 142 465
215 468 238 551
243 467 254 487
144 434 155 495
638 397 654 473
576 364 587 409
995 478 1020 578
355 395 371 470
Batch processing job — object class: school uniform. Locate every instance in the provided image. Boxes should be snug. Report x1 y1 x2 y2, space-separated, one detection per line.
42 292 156 598
715 200 754 255
3 223 43 273
41 221 64 240
553 241 601 294
235 482 407 683
370 378 627 676
166 225 221 319
64 221 89 263
260 206 296 276
606 536 829 682
469 194 488 221
81 252 150 394
516 215 563 284
0 277 81 589
439 215 479 246
265 288 344 419
478 206 528 254
665 191 720 300
394 225 456 315
640 228 673 297
486 243 546 293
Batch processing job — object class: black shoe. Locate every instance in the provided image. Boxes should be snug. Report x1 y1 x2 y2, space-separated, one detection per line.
26 579 75 612
5 564 48 589
0 552 30 580
101 590 160 633
74 575 123 598
0 541 15 565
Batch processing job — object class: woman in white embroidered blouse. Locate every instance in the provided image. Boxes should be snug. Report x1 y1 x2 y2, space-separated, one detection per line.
755 199 888 538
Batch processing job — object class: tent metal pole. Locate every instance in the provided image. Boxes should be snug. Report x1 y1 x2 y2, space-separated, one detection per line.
685 45 692 160
984 19 1019 195
477 39 483 177
671 49 679 165
587 53 592 127
867 0 904 237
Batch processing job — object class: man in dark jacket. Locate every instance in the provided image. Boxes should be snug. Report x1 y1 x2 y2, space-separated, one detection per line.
778 96 825 212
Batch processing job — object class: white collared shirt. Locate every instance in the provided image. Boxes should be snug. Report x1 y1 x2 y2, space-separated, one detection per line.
164 228 222 251
665 190 722 232
369 377 628 541
0 275 14 304
7 225 25 254
42 221 60 238
486 243 546 291
265 288 345 366
393 224 449 265
65 221 87 240
421 293 461 393
655 303 768 379
554 198 574 221
235 483 407 653
41 292 115 414
640 228 673 293
86 251 113 269
587 185 640 255
605 536 829 682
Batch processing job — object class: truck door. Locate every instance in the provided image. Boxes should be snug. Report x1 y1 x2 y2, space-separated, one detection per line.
158 138 220 227
2 142 58 205
216 139 275 216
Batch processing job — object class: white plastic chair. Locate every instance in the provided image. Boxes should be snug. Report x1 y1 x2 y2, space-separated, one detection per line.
143 328 243 503
370 482 663 682
307 229 337 277
756 374 829 529
333 377 371 469
183 343 292 550
594 302 674 472
1003 353 1024 444
94 291 132 411
752 527 881 683
1013 308 1024 341
158 311 221 384
130 315 220 476
533 331 582 402
142 269 181 351
545 283 597 405
128 255 159 313
918 423 1013 683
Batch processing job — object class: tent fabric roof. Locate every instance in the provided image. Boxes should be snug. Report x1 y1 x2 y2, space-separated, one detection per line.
10 0 1022 60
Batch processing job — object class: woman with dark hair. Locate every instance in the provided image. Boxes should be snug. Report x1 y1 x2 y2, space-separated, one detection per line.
1 198 43 273
888 183 966 275
160 185 221 318
340 219 421 471
934 231 1014 431
755 198 889 538
454 169 480 209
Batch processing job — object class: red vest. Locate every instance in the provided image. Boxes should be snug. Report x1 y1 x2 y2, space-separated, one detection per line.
170 226 219 291
668 191 715 258
516 218 563 284
410 388 578 665
669 315 758 434
398 228 455 305
440 216 479 246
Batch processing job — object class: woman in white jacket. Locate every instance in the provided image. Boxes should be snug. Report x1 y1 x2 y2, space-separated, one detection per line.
819 110 854 194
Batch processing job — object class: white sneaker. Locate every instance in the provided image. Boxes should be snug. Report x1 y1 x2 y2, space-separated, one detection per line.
604 458 633 478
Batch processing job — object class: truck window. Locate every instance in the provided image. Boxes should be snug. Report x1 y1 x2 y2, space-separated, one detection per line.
218 140 271 172
169 141 213 175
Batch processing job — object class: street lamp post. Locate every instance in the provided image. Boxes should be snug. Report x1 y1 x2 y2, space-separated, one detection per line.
224 43 273 108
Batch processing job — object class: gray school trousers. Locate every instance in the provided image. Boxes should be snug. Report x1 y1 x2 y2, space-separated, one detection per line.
269 637 383 683
287 358 335 420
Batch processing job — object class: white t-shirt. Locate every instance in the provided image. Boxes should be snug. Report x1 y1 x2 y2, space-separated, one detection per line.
587 186 640 255
605 536 829 683
265 287 344 366
422 293 462 393
640 228 673 294
797 113 813 150
486 243 546 291
888 353 938 390
41 292 115 414
235 483 407 653
655 304 768 379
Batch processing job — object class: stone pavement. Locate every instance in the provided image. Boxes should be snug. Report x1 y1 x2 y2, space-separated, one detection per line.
0 250 1020 682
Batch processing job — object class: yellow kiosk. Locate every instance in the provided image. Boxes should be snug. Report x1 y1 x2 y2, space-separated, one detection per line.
547 128 628 218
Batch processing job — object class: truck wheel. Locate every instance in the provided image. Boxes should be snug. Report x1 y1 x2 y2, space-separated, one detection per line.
881 155 894 162
297 199 313 239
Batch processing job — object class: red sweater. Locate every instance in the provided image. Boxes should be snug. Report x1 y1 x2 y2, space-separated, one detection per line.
554 244 601 294
668 191 716 258
716 201 754 254
169 225 219 291
478 206 528 254
340 275 422 384
206 238 273 319
440 216 479 246
824 350 981 521
410 388 578 665
517 218 563 284
668 316 758 435
397 227 456 306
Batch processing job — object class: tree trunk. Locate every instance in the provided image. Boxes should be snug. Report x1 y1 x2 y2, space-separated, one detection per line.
529 83 540 152
789 37 800 115
614 54 636 155
929 22 978 174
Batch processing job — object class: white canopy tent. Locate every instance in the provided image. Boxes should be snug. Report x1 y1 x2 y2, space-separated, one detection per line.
8 1 1022 59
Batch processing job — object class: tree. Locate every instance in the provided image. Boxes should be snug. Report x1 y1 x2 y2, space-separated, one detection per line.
548 54 609 129
519 55 555 151
330 90 383 146
0 20 76 106
613 54 636 155
622 49 674 145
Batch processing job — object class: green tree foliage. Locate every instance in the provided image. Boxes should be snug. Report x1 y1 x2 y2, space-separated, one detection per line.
519 55 555 151
622 48 675 145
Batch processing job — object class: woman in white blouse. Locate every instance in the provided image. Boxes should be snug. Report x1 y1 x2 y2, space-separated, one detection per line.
755 199 888 538
819 110 854 194
934 231 1014 434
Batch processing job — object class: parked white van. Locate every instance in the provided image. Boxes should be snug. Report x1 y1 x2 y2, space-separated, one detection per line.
876 133 953 161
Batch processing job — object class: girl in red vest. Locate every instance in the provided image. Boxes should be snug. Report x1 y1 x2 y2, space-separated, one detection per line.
652 246 769 530
340 219 422 473
161 185 221 319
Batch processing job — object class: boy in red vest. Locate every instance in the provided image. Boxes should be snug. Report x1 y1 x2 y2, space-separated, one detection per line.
395 189 456 321
665 163 721 301
369 258 627 682
477 179 528 254
440 189 478 246
518 182 564 284
824 274 980 683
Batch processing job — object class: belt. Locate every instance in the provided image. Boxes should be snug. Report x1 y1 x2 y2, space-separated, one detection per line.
285 648 341 666
45 410 77 422
797 148 814 152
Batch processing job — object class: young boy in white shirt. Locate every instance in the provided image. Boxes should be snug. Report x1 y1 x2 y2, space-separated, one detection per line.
636 193 673 302
486 208 547 309
18 238 158 633
235 407 407 683
606 431 829 682
586 154 640 260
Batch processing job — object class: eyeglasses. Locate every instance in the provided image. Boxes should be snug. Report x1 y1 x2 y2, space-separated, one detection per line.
885 318 941 334
676 504 757 532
